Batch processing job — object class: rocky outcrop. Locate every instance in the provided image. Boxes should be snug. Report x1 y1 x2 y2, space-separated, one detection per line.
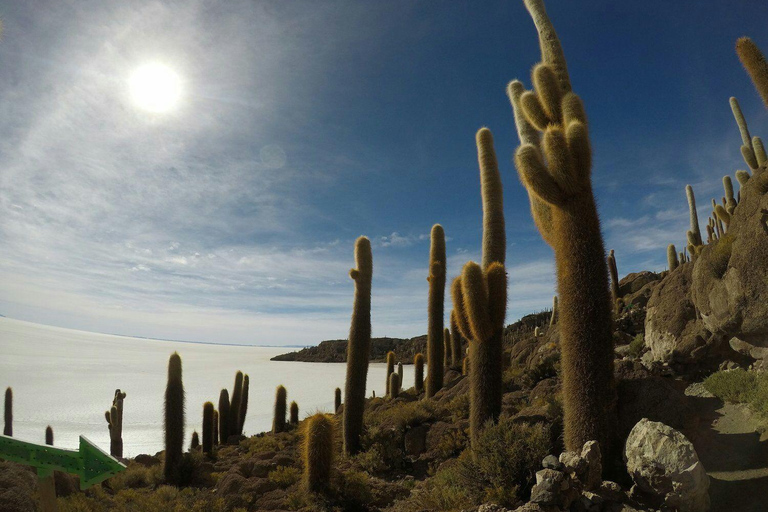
624 418 709 512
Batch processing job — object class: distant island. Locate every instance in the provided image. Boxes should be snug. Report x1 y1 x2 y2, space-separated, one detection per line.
271 335 427 363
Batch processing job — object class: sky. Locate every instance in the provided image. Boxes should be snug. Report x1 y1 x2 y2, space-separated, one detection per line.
0 0 767 346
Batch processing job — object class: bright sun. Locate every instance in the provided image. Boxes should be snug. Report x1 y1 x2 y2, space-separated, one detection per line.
129 63 182 113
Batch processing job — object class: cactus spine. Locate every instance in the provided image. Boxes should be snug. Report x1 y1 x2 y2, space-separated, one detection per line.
4 387 11 436
105 389 126 458
334 387 341 413
737 37 768 109
426 224 446 398
273 385 287 434
550 295 558 326
389 373 400 399
290 401 299 425
202 402 214 454
668 244 679 271
303 414 333 493
45 426 53 446
510 0 617 465
239 374 249 435
414 353 424 393
218 389 230 445
164 353 184 485
343 236 372 455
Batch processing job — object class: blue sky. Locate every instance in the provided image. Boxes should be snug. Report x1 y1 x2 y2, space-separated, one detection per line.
0 0 766 346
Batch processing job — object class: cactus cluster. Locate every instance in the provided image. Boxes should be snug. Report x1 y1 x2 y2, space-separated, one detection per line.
164 352 185 485
105 389 126 458
426 224 446 398
509 0 617 463
343 237 372 455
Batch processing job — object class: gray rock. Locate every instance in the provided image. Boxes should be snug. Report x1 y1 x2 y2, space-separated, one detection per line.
541 454 562 470
581 441 602 491
624 418 710 512
559 450 587 477
530 469 567 505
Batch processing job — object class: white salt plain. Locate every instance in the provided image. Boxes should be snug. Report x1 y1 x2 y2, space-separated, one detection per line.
0 317 413 457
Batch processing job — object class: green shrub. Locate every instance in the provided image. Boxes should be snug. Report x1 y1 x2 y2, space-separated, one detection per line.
268 466 301 489
628 334 645 358
704 369 757 404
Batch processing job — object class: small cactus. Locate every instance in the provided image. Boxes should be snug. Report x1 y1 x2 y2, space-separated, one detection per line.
385 351 395 396
667 244 679 272
723 176 737 214
190 431 200 450
414 353 424 392
202 402 214 454
343 236 372 455
550 295 558 326
737 37 768 109
45 426 53 446
213 410 219 446
730 97 758 171
273 385 287 434
303 414 333 493
334 387 341 413
686 185 703 246
754 137 767 166
4 387 12 436
426 224 446 398
218 389 230 445
389 373 400 399
290 401 299 425
229 371 244 436
164 353 185 485
105 389 126 457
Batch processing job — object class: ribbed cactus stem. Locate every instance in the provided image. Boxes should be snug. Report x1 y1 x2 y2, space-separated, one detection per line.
202 402 214 454
45 426 53 446
239 374 249 435
730 97 753 149
218 389 230 445
477 128 506 269
668 245 679 272
550 295 558 326
737 37 768 109
686 185 703 246
385 351 395 396
230 371 243 437
164 353 185 485
754 137 767 166
334 388 341 413
523 0 572 93
290 401 299 425
723 176 737 214
303 414 333 493
273 385 287 434
414 353 424 393
736 170 751 188
389 373 400 399
4 387 11 437
343 236 372 455
426 224 446 398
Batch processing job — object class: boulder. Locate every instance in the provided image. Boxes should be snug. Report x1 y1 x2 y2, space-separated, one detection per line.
580 441 602 491
624 418 709 512
618 271 663 298
530 468 567 506
691 166 768 347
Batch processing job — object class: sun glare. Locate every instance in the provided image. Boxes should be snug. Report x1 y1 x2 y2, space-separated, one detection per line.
129 63 181 113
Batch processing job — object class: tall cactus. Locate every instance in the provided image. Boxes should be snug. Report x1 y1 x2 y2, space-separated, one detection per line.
509 0 617 465
218 389 230 445
730 97 759 171
202 402 214 455
343 236 372 455
290 401 299 425
667 244 679 272
737 37 768 109
45 426 53 446
397 362 403 386
451 127 508 450
105 389 126 458
334 387 341 413
686 185 703 247
190 432 200 450
607 250 620 309
450 312 463 367
550 295 558 326
414 353 424 393
164 352 185 485
239 374 249 435
4 387 12 436
303 414 333 493
273 385 287 434
426 224 446 398
385 351 395 396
